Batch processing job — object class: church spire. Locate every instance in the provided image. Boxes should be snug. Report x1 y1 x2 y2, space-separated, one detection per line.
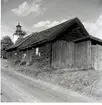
16 23 22 32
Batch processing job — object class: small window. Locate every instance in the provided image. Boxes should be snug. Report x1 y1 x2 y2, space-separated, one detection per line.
23 53 26 58
36 47 41 56
15 53 17 55
36 48 39 55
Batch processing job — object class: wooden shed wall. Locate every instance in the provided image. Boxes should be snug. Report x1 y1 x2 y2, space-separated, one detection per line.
91 44 102 70
25 48 35 63
97 45 102 70
39 43 51 59
91 45 98 69
52 40 74 69
22 43 51 67
34 43 51 67
6 50 23 62
74 41 91 69
6 51 12 61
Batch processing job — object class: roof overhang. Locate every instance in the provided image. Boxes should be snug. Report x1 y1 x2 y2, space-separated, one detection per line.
74 35 102 45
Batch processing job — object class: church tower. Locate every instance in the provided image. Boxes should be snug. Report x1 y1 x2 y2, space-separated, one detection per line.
13 23 25 43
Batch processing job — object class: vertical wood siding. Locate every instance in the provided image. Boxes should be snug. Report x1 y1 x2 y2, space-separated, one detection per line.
74 41 91 69
97 45 102 71
91 44 102 70
91 45 98 69
25 49 34 63
52 40 74 69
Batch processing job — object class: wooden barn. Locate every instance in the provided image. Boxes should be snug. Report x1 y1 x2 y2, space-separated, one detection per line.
6 17 102 70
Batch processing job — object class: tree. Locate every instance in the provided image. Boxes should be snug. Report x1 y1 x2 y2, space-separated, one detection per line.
1 36 14 59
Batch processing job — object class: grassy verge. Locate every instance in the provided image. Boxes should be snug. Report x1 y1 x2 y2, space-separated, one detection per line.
1 59 102 101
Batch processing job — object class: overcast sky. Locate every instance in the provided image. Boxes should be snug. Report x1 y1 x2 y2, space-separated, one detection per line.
1 0 102 40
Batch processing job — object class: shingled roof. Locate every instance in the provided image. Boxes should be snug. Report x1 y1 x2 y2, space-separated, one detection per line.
7 17 90 51
6 33 35 51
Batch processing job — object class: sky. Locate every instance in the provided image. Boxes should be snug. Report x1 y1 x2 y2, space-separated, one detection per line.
1 0 102 40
